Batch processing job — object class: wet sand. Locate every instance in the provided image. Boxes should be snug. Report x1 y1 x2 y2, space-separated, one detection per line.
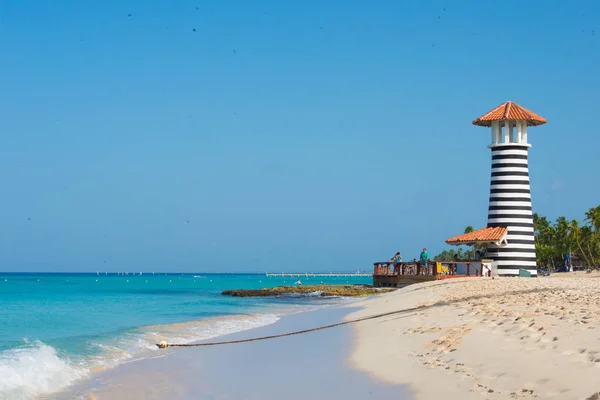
58 306 410 400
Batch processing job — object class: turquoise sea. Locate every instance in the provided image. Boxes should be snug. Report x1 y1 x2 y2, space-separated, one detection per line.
0 273 371 400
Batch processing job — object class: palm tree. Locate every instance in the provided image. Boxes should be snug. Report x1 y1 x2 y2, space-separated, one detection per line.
568 220 593 269
463 226 476 259
534 213 556 269
580 226 597 268
531 207 600 271
585 206 600 268
585 206 600 232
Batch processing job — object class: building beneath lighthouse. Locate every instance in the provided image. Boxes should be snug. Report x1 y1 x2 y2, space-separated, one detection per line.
445 101 547 277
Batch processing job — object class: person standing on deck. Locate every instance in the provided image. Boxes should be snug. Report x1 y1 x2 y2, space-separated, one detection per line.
420 248 429 274
392 252 402 275
391 252 402 275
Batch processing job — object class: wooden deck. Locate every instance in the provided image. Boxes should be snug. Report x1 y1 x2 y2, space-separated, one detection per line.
372 260 490 288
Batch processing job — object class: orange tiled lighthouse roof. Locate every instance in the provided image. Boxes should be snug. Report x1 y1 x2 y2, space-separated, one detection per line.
445 227 508 245
472 101 547 127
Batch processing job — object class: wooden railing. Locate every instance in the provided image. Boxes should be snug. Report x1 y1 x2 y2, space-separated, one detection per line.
373 261 491 277
373 261 437 276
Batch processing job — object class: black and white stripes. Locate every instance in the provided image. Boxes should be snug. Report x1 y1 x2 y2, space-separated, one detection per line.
486 144 537 276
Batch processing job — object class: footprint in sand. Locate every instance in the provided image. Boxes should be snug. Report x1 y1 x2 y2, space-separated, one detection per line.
587 351 600 363
510 388 536 398
426 326 471 353
474 383 496 395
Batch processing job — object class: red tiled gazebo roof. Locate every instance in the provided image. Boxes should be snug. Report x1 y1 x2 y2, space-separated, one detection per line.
472 101 547 127
445 227 508 246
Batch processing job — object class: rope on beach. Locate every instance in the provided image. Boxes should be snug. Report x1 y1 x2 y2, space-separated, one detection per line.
156 305 423 349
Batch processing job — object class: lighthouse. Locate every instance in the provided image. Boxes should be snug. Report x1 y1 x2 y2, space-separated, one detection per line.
472 101 547 276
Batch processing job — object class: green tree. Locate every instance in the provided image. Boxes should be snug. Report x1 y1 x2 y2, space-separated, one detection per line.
436 207 600 270
585 206 600 232
568 220 592 269
585 206 600 267
533 206 600 271
434 249 457 262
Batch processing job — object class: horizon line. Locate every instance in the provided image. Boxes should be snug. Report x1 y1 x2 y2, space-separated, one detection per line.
0 271 372 274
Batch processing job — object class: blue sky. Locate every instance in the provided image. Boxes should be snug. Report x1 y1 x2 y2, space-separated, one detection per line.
0 0 598 272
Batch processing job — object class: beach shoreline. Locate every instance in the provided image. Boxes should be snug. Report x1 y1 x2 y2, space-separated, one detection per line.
44 273 600 400
0 273 373 400
60 302 409 400
348 275 600 400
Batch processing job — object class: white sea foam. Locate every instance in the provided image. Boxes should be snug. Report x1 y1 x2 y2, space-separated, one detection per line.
0 341 89 400
282 291 324 298
0 314 280 400
139 314 280 346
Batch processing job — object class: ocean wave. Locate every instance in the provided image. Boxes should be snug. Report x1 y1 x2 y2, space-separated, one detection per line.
0 341 88 400
0 314 279 400
139 313 280 346
280 291 324 298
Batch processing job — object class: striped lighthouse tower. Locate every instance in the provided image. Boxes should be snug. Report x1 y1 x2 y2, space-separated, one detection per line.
472 102 547 276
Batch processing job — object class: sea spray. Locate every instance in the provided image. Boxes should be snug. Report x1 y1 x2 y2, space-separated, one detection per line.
0 314 281 400
0 341 88 400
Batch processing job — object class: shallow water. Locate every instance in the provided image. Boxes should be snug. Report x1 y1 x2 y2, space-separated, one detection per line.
70 305 410 400
0 273 370 400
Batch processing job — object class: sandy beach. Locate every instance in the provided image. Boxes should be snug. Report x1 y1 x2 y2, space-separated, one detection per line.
349 274 600 400
48 273 600 400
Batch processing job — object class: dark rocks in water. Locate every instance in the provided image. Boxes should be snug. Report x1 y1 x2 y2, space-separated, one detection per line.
222 285 393 298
